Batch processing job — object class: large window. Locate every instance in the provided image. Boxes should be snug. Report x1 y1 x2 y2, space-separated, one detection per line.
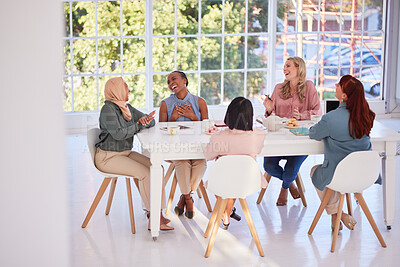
64 0 385 112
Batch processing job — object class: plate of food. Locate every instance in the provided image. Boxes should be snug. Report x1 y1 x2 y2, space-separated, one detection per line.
284 118 301 129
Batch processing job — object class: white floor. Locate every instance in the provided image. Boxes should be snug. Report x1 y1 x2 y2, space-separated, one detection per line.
68 119 400 267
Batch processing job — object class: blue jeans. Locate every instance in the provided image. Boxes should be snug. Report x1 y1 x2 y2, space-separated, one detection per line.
263 155 308 189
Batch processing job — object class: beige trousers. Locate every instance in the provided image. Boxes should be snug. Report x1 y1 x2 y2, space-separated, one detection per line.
95 148 166 210
311 164 340 215
172 159 207 195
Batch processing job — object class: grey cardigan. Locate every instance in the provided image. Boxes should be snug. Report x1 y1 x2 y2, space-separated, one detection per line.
309 102 374 191
96 101 155 152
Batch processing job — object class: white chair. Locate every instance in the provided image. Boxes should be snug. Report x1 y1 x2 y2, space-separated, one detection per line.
164 163 212 215
203 155 264 258
82 128 137 234
308 151 387 252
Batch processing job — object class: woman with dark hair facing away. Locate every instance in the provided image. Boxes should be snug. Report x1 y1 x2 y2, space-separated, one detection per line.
159 71 208 219
204 97 267 229
95 77 173 231
263 56 322 206
309 75 378 231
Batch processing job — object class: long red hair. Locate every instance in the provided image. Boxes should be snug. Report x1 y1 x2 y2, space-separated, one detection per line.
339 75 375 139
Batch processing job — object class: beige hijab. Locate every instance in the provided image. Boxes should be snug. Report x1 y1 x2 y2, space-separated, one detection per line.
104 77 132 121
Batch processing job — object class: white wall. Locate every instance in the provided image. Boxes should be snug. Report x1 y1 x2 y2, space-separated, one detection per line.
0 1 69 266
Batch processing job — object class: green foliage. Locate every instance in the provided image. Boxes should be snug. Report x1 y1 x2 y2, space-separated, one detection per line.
64 0 382 111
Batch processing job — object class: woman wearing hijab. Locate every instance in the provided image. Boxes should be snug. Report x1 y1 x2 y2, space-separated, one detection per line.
95 77 173 231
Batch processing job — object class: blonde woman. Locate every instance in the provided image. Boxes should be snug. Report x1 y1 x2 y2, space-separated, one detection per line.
263 57 321 206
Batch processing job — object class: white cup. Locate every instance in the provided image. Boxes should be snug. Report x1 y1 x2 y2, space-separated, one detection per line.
202 119 211 130
168 126 180 135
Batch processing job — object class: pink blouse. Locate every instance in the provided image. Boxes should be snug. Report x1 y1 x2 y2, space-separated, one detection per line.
204 128 268 188
270 80 322 120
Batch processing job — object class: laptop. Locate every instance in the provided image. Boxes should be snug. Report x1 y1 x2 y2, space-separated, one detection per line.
324 99 340 114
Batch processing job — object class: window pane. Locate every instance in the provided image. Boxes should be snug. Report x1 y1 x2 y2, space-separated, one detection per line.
72 2 95 37
360 67 381 99
123 38 145 73
300 34 318 68
177 38 199 71
72 39 96 74
248 0 268 33
306 68 317 85
201 0 222 34
201 37 222 70
64 2 71 37
299 0 319 32
225 36 244 69
224 72 244 103
153 38 175 72
186 73 199 96
123 1 145 36
98 39 121 74
201 73 221 105
64 41 71 75
97 1 120 37
275 34 296 67
342 1 362 31
125 75 146 108
177 0 199 35
248 36 268 69
362 33 382 68
318 68 338 100
153 0 175 35
153 74 169 107
320 33 340 66
63 77 72 112
247 71 267 106
225 0 245 34
73 76 97 111
364 1 383 31
322 1 340 32
277 0 295 33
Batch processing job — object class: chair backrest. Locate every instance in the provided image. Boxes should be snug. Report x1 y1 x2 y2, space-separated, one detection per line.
87 128 102 164
207 155 261 199
327 151 380 194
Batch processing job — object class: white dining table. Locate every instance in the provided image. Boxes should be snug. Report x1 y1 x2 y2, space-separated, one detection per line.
137 120 400 240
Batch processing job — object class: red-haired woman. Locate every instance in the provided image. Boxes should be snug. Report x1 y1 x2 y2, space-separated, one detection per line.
309 75 378 231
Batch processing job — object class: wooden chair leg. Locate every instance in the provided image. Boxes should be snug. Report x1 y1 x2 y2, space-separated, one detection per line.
164 164 175 186
105 177 118 215
331 194 345 252
239 198 264 257
82 177 112 228
295 173 307 207
196 187 202 198
308 188 334 234
125 178 136 234
346 193 353 216
199 180 212 212
166 174 178 215
354 193 386 247
204 196 221 238
205 198 227 258
256 173 272 204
